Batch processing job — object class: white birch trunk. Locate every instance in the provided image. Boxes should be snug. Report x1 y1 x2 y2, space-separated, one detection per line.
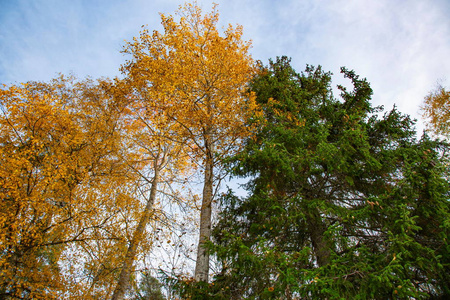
111 166 160 300
194 132 214 282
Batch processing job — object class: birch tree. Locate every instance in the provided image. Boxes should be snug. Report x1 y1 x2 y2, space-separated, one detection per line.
121 2 257 282
0 76 139 299
111 80 190 299
422 83 450 137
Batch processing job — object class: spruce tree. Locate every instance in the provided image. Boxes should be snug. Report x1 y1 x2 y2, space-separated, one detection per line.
197 57 450 299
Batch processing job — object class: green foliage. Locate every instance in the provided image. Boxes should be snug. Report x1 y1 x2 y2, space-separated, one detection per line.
184 57 450 299
129 272 166 300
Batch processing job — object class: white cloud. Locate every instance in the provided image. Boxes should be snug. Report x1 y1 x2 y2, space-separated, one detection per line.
1 0 450 132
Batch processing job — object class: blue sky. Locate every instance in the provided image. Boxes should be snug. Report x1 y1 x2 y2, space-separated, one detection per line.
1 0 450 132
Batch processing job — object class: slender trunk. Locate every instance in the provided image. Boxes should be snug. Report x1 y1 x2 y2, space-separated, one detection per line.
111 167 160 300
305 206 331 267
194 133 214 282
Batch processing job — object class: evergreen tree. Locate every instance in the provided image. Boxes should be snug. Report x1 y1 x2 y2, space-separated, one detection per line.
190 57 450 299
130 273 166 300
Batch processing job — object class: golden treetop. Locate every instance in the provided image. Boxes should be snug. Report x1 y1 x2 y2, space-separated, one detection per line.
121 2 258 161
422 84 450 137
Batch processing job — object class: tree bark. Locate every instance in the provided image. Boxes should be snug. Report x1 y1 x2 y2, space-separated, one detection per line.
111 167 160 300
305 206 331 267
194 133 214 282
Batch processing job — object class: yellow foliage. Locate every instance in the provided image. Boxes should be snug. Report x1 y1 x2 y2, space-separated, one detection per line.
120 1 258 282
421 83 450 137
0 76 140 298
0 1 260 295
121 2 258 163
